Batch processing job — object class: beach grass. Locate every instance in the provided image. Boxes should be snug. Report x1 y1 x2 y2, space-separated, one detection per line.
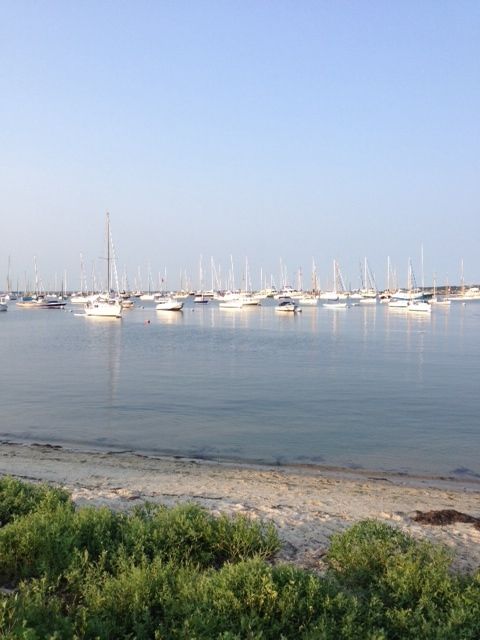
1 477 479 639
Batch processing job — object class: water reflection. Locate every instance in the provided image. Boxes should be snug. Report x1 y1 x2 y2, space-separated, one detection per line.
84 317 122 416
155 310 185 325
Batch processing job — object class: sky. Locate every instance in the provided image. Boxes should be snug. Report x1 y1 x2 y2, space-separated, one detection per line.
1 1 479 292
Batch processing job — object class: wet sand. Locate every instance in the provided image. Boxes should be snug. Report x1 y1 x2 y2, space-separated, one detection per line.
1 442 479 573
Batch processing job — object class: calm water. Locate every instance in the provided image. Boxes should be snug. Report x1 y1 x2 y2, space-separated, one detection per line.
1 299 479 477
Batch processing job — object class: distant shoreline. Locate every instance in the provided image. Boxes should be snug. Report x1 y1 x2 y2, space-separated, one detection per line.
1 440 480 573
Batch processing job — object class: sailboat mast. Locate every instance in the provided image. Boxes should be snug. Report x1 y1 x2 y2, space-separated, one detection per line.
6 255 11 293
106 212 111 293
421 243 424 291
34 256 39 296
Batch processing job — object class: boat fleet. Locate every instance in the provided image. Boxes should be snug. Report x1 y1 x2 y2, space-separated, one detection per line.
1 282 478 318
2 217 478 318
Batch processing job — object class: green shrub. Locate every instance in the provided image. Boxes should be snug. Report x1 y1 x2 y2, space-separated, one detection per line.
77 556 177 639
0 577 74 639
72 505 123 562
0 499 76 583
2 480 480 640
120 502 218 567
0 476 70 526
212 514 280 565
327 520 417 590
119 503 279 569
326 520 480 639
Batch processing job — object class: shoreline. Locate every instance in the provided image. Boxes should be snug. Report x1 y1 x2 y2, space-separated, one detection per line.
3 437 480 490
1 441 480 573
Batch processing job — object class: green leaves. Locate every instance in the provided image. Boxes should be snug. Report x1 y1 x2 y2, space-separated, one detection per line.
1 479 479 639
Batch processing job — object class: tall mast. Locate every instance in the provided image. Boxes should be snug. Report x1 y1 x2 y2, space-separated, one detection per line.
421 243 424 291
6 255 11 293
34 256 39 296
106 212 111 293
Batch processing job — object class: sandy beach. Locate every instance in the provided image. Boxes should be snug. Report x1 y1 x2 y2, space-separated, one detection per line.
1 442 479 573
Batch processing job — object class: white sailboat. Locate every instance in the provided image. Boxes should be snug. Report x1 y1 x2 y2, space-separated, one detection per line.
430 275 451 306
299 259 319 305
84 213 123 318
389 259 424 309
320 260 349 302
194 256 210 303
70 253 90 303
358 257 378 303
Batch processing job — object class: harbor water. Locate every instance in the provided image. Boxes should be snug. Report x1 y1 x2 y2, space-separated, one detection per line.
1 299 479 478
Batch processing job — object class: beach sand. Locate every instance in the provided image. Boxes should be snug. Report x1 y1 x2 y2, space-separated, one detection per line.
1 442 479 573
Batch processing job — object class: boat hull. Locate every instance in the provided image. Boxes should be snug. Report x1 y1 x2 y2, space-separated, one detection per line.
84 301 123 318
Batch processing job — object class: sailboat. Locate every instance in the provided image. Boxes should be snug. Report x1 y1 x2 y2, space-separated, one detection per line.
389 259 424 309
194 255 209 303
321 260 349 306
358 258 378 303
84 213 123 318
431 275 451 306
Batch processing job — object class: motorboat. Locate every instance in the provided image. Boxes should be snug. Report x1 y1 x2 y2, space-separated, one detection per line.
407 300 431 313
298 295 318 306
35 295 67 309
219 298 243 309
388 298 409 309
155 297 184 311
274 287 302 300
16 295 39 307
275 299 301 313
16 294 66 309
0 296 7 312
85 295 123 318
70 293 90 304
240 294 260 306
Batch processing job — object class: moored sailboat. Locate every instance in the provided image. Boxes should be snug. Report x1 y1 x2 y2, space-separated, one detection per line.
84 213 123 319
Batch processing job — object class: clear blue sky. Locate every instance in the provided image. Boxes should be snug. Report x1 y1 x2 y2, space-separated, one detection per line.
1 1 479 291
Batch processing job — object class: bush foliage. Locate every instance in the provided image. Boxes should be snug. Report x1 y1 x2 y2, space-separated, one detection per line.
0 476 479 639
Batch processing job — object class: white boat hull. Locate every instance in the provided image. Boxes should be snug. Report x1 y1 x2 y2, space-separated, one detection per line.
407 301 431 313
275 303 301 312
155 299 184 311
220 299 243 308
84 300 123 318
299 297 318 306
